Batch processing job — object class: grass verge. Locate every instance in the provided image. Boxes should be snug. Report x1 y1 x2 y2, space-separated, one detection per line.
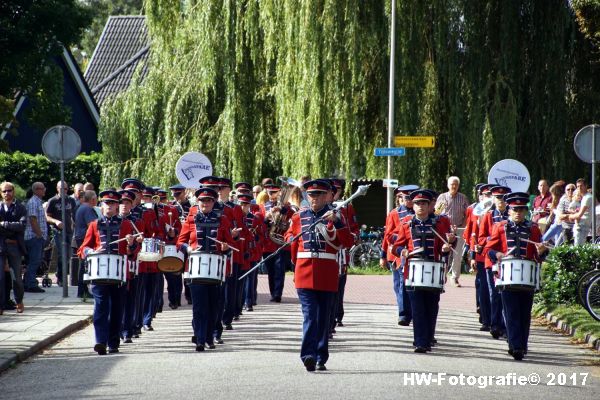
533 303 600 343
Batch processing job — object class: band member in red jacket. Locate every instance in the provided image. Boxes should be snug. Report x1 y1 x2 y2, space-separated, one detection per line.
391 189 455 353
484 192 548 361
285 179 353 372
78 190 140 355
177 187 236 352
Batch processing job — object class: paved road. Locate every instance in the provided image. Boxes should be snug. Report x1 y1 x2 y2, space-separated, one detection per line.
0 279 598 399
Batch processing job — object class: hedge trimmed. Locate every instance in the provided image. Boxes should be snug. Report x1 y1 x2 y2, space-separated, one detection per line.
537 244 600 308
0 151 101 198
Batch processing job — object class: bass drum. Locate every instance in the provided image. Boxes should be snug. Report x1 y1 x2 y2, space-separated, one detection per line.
158 245 184 273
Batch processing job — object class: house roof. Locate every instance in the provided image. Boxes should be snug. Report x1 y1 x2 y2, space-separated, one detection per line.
84 16 149 108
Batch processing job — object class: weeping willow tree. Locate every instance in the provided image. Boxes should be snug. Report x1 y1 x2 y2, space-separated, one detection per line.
99 0 599 195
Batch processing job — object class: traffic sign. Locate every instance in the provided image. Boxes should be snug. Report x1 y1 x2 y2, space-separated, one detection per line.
374 147 406 156
394 136 435 148
382 179 399 188
42 125 81 163
573 124 600 164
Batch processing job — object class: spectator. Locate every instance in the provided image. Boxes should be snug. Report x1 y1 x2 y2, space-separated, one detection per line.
556 183 576 244
531 179 551 224
541 183 566 245
71 183 84 207
74 190 97 297
45 181 77 286
435 176 469 287
569 179 594 245
0 182 27 314
23 182 48 292
252 185 262 202
83 182 95 191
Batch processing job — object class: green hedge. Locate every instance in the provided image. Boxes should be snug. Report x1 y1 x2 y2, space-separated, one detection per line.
537 244 600 308
0 151 101 199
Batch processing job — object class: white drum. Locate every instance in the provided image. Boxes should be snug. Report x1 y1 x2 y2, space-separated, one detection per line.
496 257 541 291
138 238 164 262
184 251 226 284
84 253 127 284
405 259 445 291
127 259 139 276
158 245 185 273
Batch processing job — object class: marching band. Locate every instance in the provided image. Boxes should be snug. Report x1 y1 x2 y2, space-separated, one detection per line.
78 172 547 367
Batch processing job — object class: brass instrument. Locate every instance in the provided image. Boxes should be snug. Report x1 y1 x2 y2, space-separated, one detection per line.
268 176 302 245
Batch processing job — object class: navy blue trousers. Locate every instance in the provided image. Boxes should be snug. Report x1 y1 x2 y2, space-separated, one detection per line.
264 252 285 299
486 269 506 333
335 273 347 322
190 283 220 346
91 284 125 349
391 262 412 322
235 268 246 316
243 264 257 307
134 273 144 332
476 262 491 327
223 263 240 324
213 284 226 339
154 272 164 313
121 276 139 339
165 272 183 306
297 288 335 365
141 272 158 326
501 290 534 352
407 289 440 348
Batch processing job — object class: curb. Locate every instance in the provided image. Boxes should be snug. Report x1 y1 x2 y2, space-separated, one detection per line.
542 312 600 351
0 316 92 374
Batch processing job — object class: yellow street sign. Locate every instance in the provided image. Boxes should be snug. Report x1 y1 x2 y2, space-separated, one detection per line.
394 136 435 148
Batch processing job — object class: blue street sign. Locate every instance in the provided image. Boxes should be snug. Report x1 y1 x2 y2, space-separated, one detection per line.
374 147 406 157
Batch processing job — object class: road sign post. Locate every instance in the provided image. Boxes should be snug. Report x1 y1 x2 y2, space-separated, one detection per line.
42 125 81 298
574 124 600 244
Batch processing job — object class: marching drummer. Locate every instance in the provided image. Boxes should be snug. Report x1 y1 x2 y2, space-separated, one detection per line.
391 189 455 353
78 190 140 355
484 192 548 361
177 187 236 352
285 179 354 371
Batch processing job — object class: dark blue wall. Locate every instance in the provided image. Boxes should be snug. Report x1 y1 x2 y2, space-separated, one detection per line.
6 56 100 154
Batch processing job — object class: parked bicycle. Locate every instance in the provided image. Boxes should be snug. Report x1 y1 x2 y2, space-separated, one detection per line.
349 225 384 268
578 261 600 322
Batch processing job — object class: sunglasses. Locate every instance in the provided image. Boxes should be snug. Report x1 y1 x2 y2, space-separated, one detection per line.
566 187 575 191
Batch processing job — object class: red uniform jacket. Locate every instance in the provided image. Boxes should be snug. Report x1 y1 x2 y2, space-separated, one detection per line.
241 210 265 270
483 220 544 266
285 207 354 292
78 216 138 259
391 215 453 279
138 205 162 273
260 202 295 253
382 208 402 264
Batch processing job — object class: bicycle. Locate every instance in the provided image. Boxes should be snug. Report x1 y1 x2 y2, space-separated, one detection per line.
578 261 600 321
349 225 383 268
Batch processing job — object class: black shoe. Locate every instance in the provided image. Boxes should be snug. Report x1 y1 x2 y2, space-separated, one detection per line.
414 347 427 353
24 286 45 293
186 298 192 305
490 329 501 339
143 325 154 331
274 297 281 303
336 321 344 327
233 316 240 321
303 357 316 372
480 325 491 332
157 306 163 313
425 347 432 352
3 302 16 311
94 343 107 355
191 336 197 344
429 341 436 348
398 319 410 326
108 348 119 354
431 338 437 345
195 345 205 352
124 338 132 344
169 303 176 309
215 337 224 344
317 363 327 371
269 297 276 302
508 348 514 355
245 305 254 312
207 343 216 349
512 350 524 361
331 328 336 334
328 333 334 339
225 324 233 330
133 334 139 339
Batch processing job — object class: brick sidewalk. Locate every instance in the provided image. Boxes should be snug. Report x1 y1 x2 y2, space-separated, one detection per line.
256 272 477 312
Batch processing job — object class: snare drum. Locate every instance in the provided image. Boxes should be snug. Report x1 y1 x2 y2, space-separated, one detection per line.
84 253 127 284
158 245 185 273
495 257 541 291
184 251 226 284
405 259 445 291
138 238 164 262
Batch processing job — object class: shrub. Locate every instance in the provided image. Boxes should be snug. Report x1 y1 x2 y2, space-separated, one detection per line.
537 244 600 308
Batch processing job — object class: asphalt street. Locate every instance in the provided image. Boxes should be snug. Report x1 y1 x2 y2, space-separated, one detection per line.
0 294 598 400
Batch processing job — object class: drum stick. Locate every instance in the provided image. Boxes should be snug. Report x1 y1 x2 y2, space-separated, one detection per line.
430 228 459 256
129 219 141 235
207 236 240 252
521 238 554 249
108 232 144 245
168 211 173 227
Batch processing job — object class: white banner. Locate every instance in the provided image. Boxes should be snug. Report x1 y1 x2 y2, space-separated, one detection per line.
175 152 213 188
487 159 530 193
